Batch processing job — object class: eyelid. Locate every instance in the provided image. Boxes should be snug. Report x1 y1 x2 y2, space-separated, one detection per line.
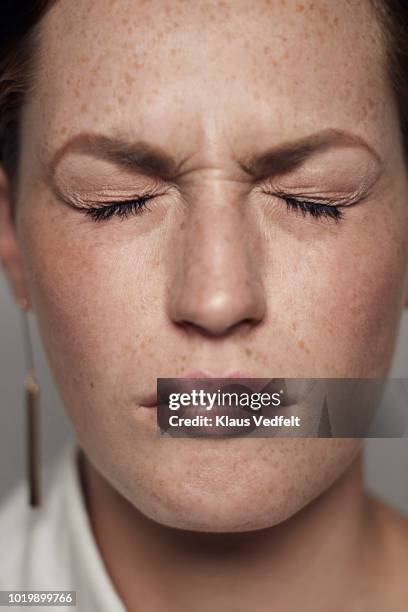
49 165 173 201
77 193 154 209
259 162 383 204
259 183 371 207
54 182 172 211
70 192 153 208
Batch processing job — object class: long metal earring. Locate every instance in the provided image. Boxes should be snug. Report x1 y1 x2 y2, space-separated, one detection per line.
20 299 41 507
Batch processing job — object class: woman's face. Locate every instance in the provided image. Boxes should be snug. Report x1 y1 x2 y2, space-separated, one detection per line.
11 0 408 530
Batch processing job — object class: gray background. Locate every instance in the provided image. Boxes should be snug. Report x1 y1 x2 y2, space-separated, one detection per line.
1 273 408 513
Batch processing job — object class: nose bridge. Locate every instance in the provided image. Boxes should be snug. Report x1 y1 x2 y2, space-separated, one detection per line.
186 195 245 287
168 182 266 336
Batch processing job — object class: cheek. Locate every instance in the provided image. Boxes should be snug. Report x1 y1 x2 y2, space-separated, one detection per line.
18 209 161 430
284 203 408 376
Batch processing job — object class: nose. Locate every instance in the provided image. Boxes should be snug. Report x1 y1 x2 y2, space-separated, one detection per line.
168 193 266 337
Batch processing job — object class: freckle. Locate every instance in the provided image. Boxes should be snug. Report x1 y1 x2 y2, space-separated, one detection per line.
90 380 95 389
80 103 88 113
124 72 134 87
298 339 305 350
296 3 305 12
245 348 252 357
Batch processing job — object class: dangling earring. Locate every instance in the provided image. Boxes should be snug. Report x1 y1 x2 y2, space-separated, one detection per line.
19 298 41 507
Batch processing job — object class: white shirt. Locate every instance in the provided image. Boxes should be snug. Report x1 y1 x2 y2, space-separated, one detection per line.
0 440 126 612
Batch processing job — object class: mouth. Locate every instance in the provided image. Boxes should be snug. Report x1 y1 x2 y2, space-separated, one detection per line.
140 372 310 407
139 374 306 437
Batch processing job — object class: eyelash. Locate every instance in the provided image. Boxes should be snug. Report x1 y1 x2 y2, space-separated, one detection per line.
81 193 344 223
83 196 152 222
281 196 344 222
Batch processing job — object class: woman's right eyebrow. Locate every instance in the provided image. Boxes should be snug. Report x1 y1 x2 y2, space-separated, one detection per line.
45 127 383 185
45 132 183 182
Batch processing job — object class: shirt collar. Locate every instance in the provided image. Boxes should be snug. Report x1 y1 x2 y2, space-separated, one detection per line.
54 440 126 612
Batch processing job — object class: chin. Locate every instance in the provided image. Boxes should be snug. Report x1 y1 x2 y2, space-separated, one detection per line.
139 492 303 533
104 437 363 533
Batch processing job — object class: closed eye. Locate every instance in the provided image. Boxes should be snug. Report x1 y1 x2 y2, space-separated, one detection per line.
260 188 345 222
79 195 154 222
281 195 344 221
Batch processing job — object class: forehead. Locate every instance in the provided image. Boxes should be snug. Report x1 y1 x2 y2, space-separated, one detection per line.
26 0 394 164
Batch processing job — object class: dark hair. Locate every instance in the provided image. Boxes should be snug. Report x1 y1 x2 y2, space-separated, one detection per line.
372 0 408 160
0 1 55 199
0 0 407 205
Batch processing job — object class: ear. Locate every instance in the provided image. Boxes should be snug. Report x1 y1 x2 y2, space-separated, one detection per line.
0 166 31 309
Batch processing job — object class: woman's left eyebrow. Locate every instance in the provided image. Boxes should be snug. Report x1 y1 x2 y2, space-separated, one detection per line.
239 128 383 179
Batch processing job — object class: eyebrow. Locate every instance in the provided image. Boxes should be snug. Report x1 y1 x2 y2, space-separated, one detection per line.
46 133 182 181
47 128 382 184
239 128 382 178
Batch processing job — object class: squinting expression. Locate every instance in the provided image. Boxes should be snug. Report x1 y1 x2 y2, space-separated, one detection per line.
14 0 408 530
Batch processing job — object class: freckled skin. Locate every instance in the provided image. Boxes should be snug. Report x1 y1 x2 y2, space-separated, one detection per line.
2 0 408 550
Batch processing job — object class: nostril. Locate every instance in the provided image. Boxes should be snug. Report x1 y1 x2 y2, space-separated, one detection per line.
174 311 262 339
